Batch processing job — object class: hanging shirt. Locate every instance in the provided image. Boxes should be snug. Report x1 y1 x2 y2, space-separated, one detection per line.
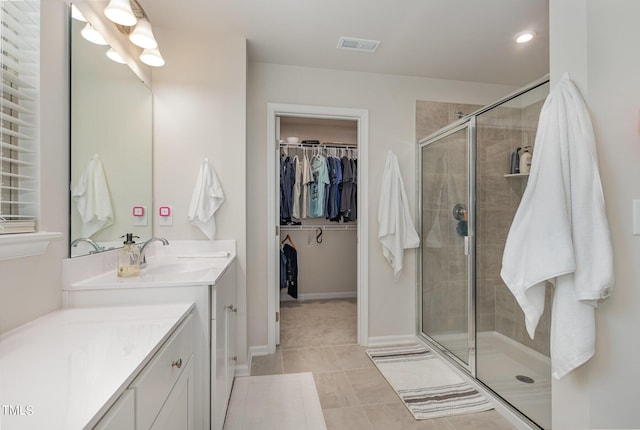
280 155 295 223
291 155 302 220
326 156 342 219
340 156 355 221
301 153 312 219
309 155 330 218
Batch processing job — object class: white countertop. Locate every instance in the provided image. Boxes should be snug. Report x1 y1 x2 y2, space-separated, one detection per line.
0 303 194 430
63 240 236 290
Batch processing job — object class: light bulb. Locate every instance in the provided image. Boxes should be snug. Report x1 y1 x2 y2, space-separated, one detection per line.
81 23 109 46
514 32 535 44
106 48 126 64
129 18 158 49
140 47 165 67
71 5 87 22
104 0 137 26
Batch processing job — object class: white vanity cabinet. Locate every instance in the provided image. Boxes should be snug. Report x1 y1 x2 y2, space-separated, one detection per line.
64 259 237 430
132 314 194 430
94 390 135 430
213 261 237 430
95 314 194 430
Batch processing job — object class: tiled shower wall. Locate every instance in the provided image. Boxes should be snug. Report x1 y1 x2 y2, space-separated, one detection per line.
417 99 551 357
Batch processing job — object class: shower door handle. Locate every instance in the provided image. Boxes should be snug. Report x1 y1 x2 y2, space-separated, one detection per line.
464 236 469 256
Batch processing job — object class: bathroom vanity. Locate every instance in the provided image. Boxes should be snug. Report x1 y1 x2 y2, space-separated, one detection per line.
0 303 194 430
62 240 238 430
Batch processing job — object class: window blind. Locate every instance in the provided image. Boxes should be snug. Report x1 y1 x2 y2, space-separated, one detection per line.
0 0 39 234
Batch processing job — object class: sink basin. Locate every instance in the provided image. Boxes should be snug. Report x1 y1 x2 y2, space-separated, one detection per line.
142 261 214 276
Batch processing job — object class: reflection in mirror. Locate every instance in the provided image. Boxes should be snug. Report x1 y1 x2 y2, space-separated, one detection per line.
70 12 152 257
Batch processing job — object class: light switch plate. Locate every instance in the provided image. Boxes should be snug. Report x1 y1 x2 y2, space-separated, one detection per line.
634 200 640 235
132 206 147 226
159 206 172 226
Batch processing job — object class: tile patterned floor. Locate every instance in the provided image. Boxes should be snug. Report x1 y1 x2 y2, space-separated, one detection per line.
249 299 518 430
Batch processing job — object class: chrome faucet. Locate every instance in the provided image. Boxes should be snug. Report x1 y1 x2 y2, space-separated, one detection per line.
70 238 104 253
139 237 170 266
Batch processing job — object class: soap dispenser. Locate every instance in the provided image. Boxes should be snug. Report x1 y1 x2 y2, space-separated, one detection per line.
117 233 141 277
519 146 532 174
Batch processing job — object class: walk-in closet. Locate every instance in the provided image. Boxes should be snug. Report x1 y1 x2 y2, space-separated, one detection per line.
277 116 359 349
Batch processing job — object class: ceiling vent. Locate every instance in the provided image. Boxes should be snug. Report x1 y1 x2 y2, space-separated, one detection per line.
337 37 380 53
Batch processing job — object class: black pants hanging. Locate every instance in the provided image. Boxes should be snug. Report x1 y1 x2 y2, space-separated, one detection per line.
282 243 298 299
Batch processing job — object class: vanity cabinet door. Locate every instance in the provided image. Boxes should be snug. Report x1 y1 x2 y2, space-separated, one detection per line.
212 261 237 430
93 389 135 430
134 314 194 430
150 357 194 430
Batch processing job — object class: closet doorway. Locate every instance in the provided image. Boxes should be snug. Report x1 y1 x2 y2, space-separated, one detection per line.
266 104 369 354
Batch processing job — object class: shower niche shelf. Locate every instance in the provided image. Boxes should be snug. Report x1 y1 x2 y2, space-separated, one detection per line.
504 173 530 178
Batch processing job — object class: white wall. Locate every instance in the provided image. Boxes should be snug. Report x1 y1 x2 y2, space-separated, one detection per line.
0 0 69 334
150 28 248 363
246 62 515 348
550 1 640 428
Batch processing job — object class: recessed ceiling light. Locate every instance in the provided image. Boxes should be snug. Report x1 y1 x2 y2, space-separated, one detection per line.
514 32 535 44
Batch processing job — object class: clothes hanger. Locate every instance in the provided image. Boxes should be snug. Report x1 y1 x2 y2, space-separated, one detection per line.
281 233 296 250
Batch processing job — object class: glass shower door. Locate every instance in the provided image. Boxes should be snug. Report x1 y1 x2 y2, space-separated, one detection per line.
420 123 472 367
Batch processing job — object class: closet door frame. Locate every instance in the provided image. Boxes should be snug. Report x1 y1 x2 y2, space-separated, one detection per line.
266 103 369 354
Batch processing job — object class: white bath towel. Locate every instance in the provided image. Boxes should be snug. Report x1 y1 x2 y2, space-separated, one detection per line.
378 150 420 278
500 73 614 379
188 158 225 240
71 155 113 238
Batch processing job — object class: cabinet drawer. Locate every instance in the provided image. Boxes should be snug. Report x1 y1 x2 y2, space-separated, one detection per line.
133 314 194 430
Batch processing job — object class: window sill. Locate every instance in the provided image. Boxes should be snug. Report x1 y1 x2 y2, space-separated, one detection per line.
0 232 63 261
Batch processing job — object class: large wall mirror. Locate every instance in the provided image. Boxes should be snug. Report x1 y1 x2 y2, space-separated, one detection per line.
70 8 152 257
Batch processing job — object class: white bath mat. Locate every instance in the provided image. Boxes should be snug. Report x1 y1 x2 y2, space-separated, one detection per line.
224 372 327 430
367 344 493 420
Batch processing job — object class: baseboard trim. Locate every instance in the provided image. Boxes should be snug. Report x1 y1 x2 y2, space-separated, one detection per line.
366 334 418 347
243 345 270 376
234 364 250 377
280 291 357 302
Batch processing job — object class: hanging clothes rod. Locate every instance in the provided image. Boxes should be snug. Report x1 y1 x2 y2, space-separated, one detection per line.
279 142 357 149
281 224 357 231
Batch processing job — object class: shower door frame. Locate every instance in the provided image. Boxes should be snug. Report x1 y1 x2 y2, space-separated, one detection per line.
417 118 478 376
416 75 551 430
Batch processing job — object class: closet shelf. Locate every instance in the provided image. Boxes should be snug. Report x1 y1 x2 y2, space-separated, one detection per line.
281 224 357 231
504 173 530 178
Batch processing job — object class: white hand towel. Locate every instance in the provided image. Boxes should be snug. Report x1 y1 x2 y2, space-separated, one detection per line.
378 150 420 278
188 158 225 240
500 73 613 379
71 155 113 238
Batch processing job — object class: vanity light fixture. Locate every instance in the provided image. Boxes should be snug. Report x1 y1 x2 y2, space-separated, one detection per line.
71 4 87 22
514 31 535 44
106 48 127 64
128 18 158 49
81 22 109 45
104 0 137 27
139 47 165 67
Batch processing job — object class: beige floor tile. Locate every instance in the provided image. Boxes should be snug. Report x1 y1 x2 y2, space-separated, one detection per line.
344 368 400 406
363 403 455 430
280 299 357 349
313 371 360 410
250 351 284 376
445 410 517 430
323 406 373 430
332 345 375 370
282 347 342 373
